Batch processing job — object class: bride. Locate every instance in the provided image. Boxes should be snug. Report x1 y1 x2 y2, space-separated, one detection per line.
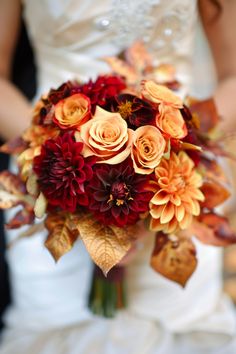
0 1 236 353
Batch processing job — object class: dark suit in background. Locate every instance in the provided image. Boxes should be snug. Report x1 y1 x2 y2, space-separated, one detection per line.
0 18 36 330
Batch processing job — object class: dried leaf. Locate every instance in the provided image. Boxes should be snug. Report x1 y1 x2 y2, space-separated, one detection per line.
201 180 230 209
187 97 219 133
0 137 27 154
0 171 26 195
150 232 197 287
191 213 236 246
45 213 79 261
104 57 137 84
34 192 47 218
75 213 136 275
6 207 34 229
0 171 26 209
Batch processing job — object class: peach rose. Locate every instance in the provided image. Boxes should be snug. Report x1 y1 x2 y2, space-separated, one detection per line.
77 106 133 164
53 93 91 129
131 125 166 174
141 80 183 108
156 103 187 139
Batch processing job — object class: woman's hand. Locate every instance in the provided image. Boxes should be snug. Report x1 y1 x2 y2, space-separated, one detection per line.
0 0 32 141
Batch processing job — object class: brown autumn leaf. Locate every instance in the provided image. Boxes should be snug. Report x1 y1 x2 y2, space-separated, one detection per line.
0 171 26 209
6 207 35 229
75 213 137 275
150 232 197 287
45 213 79 262
0 136 28 155
187 97 219 133
0 171 26 195
191 212 236 247
200 180 230 209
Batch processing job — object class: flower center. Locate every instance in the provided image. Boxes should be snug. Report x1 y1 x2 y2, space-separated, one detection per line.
118 101 133 119
170 174 186 192
108 181 131 206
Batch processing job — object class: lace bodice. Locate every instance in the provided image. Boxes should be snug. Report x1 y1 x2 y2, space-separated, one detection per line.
22 0 199 94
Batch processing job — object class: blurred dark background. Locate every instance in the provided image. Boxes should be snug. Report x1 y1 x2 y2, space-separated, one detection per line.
0 17 36 331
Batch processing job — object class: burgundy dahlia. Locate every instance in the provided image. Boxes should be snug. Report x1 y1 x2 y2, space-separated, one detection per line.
48 81 80 105
75 75 126 113
111 94 156 129
33 133 96 212
86 160 153 227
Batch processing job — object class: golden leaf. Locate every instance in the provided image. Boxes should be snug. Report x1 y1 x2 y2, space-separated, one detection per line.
150 232 197 287
34 192 47 218
75 213 137 275
45 213 79 262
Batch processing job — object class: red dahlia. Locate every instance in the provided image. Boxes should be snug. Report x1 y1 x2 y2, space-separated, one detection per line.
33 133 96 212
76 75 126 113
86 160 153 227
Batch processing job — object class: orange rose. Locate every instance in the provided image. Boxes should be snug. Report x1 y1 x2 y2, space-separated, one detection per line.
53 93 91 129
156 103 187 139
77 107 133 164
141 80 183 108
131 125 166 174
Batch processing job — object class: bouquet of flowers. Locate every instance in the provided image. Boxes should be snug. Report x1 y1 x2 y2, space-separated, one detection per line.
1 43 235 317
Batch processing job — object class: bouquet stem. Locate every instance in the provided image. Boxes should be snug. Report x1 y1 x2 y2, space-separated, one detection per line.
88 265 127 318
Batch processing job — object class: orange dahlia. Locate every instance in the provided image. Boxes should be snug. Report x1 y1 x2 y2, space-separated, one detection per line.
149 151 204 233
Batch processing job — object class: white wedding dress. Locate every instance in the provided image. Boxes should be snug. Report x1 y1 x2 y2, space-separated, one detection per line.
1 1 236 353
